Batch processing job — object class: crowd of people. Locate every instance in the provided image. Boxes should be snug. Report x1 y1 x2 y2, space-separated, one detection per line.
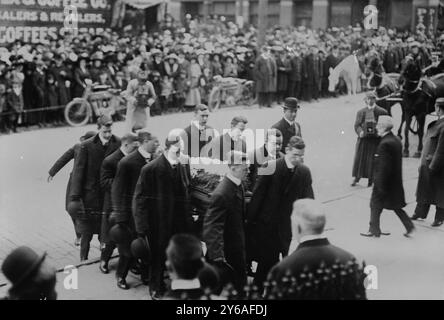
0 16 442 133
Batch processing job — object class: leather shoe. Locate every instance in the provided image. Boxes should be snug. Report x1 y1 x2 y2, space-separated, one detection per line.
431 220 444 227
149 290 162 300
99 261 109 274
404 227 415 238
351 178 359 187
410 214 424 221
380 232 391 236
117 277 129 290
360 232 380 238
130 266 141 275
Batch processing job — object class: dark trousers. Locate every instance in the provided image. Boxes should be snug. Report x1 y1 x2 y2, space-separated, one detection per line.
414 203 444 221
80 233 93 261
369 205 414 235
257 92 271 107
287 81 301 99
100 243 116 263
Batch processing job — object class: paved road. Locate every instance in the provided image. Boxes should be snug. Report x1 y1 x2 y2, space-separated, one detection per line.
1 93 443 299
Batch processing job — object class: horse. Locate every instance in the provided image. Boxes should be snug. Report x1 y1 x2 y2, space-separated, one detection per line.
366 57 405 138
328 54 361 95
400 60 443 157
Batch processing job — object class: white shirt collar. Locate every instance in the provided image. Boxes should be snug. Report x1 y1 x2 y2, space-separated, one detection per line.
226 172 241 186
192 120 204 131
299 234 327 244
138 147 151 159
284 116 295 126
284 155 295 169
381 131 390 137
171 278 201 291
367 105 376 110
120 146 129 156
166 153 179 166
98 133 109 146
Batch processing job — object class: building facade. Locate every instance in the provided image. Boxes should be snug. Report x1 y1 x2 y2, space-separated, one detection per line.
166 0 442 31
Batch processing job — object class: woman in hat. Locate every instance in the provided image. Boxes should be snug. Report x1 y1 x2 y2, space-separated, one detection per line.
72 54 91 98
210 53 223 77
185 56 202 108
223 54 238 78
123 68 156 132
164 53 180 80
352 92 389 187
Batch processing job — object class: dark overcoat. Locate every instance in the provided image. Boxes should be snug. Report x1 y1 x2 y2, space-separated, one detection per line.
247 158 314 259
271 118 302 153
133 153 192 285
69 134 121 226
207 133 247 161
254 56 273 93
203 176 247 288
181 124 216 158
416 118 444 208
370 132 406 210
48 143 80 211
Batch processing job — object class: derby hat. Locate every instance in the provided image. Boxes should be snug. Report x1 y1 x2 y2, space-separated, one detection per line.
1 246 47 290
283 97 300 110
131 236 151 261
109 224 133 244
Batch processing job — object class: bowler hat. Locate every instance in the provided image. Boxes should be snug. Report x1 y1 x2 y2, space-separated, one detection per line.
1 246 47 290
131 236 151 261
283 97 300 110
81 131 97 140
109 224 132 244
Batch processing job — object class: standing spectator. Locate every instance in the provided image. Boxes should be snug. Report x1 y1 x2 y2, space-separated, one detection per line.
174 70 189 112
288 49 303 99
50 54 72 121
351 92 388 187
360 115 414 238
303 45 322 102
164 54 180 80
73 54 91 98
114 71 128 91
383 41 400 73
210 53 223 77
0 82 7 133
324 45 340 97
160 75 174 113
254 46 273 108
90 52 104 83
203 151 249 292
275 48 291 103
223 54 238 78
133 134 193 299
45 73 60 124
22 62 36 126
5 78 24 132
68 115 121 261
411 98 444 227
185 56 201 108
33 60 46 126
247 136 314 290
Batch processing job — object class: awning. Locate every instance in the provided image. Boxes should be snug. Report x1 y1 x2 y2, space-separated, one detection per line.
123 0 166 9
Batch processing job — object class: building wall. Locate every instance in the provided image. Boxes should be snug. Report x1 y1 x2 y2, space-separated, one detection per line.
170 0 429 31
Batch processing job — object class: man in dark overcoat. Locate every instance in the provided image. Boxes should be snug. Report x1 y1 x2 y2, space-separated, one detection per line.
247 128 283 190
99 133 138 274
181 104 216 158
247 136 314 290
110 131 160 289
206 116 247 161
288 50 303 99
203 151 249 293
133 134 192 299
271 97 302 154
411 98 444 227
361 116 414 238
68 115 121 261
48 131 96 246
254 46 273 108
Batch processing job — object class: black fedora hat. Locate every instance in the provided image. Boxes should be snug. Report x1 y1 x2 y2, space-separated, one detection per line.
131 236 151 262
283 97 300 110
1 246 47 290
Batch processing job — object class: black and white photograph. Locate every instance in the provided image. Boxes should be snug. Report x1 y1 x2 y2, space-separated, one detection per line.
1 0 444 305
